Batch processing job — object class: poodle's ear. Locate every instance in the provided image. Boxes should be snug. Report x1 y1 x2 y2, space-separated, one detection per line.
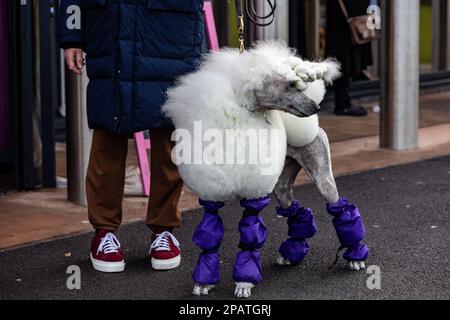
322 59 342 84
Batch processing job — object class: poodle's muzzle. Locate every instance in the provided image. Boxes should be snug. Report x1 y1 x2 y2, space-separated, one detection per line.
254 84 321 118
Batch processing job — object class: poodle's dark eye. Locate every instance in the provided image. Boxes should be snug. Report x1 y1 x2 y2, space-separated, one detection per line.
289 82 297 89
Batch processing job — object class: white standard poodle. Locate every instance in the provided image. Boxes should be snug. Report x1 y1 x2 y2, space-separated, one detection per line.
163 41 369 298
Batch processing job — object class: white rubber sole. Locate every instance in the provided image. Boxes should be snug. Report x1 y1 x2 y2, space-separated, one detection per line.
90 253 125 273
151 255 181 270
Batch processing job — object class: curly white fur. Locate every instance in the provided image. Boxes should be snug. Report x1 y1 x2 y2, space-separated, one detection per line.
162 42 340 202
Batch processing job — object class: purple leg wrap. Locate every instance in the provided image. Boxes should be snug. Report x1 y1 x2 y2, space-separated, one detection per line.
327 198 369 262
192 200 225 285
232 196 270 284
277 200 317 264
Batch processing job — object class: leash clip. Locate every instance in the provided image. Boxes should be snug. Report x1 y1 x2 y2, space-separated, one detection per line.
238 14 245 54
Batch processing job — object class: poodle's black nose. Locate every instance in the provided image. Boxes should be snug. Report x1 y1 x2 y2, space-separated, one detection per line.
297 95 321 117
282 90 322 118
304 102 321 117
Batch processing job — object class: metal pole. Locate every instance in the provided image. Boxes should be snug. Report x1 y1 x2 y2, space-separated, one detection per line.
19 0 35 189
380 0 420 150
65 66 91 206
7 0 21 188
304 0 320 59
39 0 57 188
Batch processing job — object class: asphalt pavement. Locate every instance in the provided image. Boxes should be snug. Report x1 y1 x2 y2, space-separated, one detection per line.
1 156 449 300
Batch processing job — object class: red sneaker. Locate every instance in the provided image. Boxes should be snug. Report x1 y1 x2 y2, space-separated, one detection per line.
150 231 181 270
90 230 125 273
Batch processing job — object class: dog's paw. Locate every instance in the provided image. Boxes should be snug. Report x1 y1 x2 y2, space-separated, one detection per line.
276 255 292 266
193 284 215 296
234 282 255 299
348 261 366 271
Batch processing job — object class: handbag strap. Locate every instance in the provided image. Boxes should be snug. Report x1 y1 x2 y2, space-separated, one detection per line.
338 0 350 20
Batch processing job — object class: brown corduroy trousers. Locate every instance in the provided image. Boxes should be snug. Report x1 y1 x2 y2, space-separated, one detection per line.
86 129 184 231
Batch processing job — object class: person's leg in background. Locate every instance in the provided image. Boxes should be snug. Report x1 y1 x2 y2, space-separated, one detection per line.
326 0 368 117
147 128 184 270
333 73 352 112
86 129 129 273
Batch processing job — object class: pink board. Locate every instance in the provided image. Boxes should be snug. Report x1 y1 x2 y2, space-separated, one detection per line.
134 131 151 196
133 0 220 196
203 1 220 51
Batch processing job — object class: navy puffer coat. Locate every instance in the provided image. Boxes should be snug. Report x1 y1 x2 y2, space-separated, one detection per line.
58 0 204 133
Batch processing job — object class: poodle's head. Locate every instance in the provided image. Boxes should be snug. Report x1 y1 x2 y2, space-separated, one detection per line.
250 75 321 118
234 42 341 118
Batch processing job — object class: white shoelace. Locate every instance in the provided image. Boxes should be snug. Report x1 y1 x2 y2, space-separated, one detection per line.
97 233 121 255
150 231 180 252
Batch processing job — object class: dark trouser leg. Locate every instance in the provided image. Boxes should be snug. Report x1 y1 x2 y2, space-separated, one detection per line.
86 129 129 231
333 76 351 112
147 129 184 229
